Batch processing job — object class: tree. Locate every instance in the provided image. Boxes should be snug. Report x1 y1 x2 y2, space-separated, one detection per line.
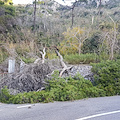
1 0 13 5
0 0 15 16
33 0 44 33
98 16 117 60
98 0 102 14
60 27 89 55
71 0 88 27
0 0 4 5
82 32 101 54
33 0 37 34
107 16 117 60
63 0 87 28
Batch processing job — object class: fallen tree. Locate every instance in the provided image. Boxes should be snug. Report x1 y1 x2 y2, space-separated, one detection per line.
0 63 52 93
55 50 73 77
0 47 93 93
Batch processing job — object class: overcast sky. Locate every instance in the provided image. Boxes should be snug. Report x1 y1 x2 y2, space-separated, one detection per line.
13 0 33 4
12 0 75 5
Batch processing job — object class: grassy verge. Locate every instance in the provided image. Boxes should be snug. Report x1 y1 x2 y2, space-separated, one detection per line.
64 53 99 64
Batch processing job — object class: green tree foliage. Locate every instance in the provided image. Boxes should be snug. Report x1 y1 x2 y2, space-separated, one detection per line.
60 27 88 55
1 0 13 5
0 0 15 35
0 0 4 5
82 32 101 54
0 0 15 16
4 5 15 16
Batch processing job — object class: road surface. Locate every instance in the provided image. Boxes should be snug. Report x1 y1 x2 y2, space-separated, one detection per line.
0 96 120 120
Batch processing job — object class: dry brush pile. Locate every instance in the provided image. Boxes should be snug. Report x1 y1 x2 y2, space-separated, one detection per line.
0 62 52 93
0 58 93 94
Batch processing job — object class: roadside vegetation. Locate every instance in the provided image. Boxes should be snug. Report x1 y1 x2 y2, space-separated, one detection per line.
0 0 120 103
1 59 120 104
92 60 120 96
0 72 105 104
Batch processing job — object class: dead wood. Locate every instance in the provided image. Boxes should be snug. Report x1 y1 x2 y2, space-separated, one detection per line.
56 50 73 77
0 63 52 92
40 48 46 64
34 48 46 64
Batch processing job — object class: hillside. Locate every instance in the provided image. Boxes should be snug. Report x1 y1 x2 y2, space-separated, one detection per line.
0 0 120 62
0 0 120 103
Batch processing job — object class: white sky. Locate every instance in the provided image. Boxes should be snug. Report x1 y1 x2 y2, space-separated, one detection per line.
12 0 75 5
55 0 75 5
13 0 33 4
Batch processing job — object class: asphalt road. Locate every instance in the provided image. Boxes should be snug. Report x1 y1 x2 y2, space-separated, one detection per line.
0 96 120 120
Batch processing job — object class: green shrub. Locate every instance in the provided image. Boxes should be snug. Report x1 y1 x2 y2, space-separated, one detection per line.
46 72 105 101
92 60 120 96
82 32 101 54
64 53 99 64
0 86 13 103
9 91 54 104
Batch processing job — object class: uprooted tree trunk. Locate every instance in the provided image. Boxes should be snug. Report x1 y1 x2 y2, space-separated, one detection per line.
56 50 72 77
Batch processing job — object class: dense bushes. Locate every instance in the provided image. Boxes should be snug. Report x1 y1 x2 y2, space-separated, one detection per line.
0 72 105 104
82 32 101 54
92 60 120 96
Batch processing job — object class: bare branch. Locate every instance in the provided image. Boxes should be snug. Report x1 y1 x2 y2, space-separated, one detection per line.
56 50 67 68
56 50 73 77
39 48 46 64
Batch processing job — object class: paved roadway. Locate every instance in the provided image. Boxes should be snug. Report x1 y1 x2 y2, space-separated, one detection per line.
0 96 120 120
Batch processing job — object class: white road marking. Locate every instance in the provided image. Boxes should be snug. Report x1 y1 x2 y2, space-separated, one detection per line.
76 110 120 120
17 105 32 109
